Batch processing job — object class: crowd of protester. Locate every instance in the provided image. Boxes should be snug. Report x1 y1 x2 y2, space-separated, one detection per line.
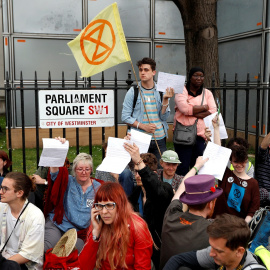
0 58 269 270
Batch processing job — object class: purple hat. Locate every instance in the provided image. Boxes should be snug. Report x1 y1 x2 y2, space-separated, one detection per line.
180 174 223 205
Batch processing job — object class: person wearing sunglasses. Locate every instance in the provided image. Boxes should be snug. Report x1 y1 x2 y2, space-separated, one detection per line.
0 172 45 270
79 182 153 270
44 137 102 254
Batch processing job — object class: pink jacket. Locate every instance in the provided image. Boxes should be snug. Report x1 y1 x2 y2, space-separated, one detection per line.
174 87 217 139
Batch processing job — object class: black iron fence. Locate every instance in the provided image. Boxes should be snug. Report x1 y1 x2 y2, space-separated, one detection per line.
2 71 270 175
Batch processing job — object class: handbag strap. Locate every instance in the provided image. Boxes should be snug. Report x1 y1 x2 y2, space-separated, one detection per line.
194 88 205 124
0 201 29 254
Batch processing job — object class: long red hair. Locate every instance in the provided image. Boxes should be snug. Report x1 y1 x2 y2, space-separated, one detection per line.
94 182 146 269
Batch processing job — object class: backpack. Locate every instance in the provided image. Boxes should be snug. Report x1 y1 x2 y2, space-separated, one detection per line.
249 207 270 253
127 85 163 131
131 85 163 115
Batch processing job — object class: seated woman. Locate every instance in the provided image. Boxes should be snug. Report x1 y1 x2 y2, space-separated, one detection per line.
209 118 260 223
32 157 72 211
79 182 153 270
44 138 101 253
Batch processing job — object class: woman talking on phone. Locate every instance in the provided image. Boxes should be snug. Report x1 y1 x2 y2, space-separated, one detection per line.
79 182 153 270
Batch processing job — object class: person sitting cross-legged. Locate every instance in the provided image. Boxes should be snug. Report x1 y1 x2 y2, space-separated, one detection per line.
160 157 223 269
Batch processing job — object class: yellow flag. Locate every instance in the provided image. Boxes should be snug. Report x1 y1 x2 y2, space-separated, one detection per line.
68 2 131 78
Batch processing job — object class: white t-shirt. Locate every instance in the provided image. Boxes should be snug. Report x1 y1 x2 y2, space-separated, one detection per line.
3 208 21 258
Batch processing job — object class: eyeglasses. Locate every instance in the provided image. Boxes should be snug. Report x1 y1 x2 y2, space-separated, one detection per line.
76 168 91 173
94 202 116 211
139 68 150 72
0 185 11 194
192 75 204 79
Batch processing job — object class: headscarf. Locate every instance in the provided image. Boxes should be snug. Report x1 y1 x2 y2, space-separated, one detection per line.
186 67 205 92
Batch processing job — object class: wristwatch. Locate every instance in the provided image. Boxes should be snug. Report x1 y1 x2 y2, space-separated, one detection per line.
44 180 48 185
92 234 100 242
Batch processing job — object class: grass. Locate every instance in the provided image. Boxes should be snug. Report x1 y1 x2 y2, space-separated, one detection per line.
0 114 256 175
0 115 103 176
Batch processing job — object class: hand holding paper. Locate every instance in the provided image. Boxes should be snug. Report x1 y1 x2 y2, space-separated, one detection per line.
38 138 69 167
157 71 186 94
198 142 232 180
203 112 228 142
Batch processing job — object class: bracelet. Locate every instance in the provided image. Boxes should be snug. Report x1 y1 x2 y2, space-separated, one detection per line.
136 159 143 166
162 103 169 107
193 166 199 175
136 122 140 129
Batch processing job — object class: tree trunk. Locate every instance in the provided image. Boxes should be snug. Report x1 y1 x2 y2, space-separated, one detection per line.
172 0 220 94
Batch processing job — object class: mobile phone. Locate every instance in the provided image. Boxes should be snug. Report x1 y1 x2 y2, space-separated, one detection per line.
96 215 101 223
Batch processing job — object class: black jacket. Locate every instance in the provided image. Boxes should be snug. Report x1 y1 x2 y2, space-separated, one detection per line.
129 166 174 248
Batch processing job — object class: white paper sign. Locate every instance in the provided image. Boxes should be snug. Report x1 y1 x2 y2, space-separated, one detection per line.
38 138 69 167
198 142 232 180
130 129 151 153
203 112 228 142
96 137 131 174
156 72 186 94
39 90 114 128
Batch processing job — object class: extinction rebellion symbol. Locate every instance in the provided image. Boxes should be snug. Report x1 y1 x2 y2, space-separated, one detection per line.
80 19 116 65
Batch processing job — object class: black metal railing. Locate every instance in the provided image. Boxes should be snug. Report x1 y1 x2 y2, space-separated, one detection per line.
2 71 270 176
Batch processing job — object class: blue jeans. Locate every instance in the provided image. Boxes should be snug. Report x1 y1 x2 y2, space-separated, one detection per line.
174 136 206 176
148 137 167 164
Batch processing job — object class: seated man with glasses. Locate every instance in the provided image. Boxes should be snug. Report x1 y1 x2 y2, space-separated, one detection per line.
44 137 102 253
0 172 45 270
121 57 174 162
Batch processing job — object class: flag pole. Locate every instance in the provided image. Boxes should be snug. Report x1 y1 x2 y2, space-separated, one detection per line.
130 61 162 158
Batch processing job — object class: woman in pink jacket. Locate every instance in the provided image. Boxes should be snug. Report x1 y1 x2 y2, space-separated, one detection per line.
174 67 217 175
79 182 153 270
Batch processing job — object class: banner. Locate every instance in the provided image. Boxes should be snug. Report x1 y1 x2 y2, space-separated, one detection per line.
39 90 114 128
68 2 131 77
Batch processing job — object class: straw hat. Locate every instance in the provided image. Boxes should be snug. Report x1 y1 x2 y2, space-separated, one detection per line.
51 228 77 257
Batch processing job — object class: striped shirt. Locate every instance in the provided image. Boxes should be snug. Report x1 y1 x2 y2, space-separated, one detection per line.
142 89 165 140
256 147 270 191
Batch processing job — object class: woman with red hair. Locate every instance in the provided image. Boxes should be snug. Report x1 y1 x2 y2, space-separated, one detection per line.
79 182 153 270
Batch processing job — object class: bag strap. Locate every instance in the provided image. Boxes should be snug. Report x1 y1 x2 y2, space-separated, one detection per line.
243 264 266 269
132 85 139 115
0 201 29 254
201 88 205 105
194 88 205 125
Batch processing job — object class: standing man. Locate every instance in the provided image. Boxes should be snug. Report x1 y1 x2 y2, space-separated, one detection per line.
121 57 174 161
0 172 45 270
163 214 266 270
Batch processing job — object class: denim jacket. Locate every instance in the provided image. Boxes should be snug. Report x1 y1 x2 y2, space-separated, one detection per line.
121 82 170 137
